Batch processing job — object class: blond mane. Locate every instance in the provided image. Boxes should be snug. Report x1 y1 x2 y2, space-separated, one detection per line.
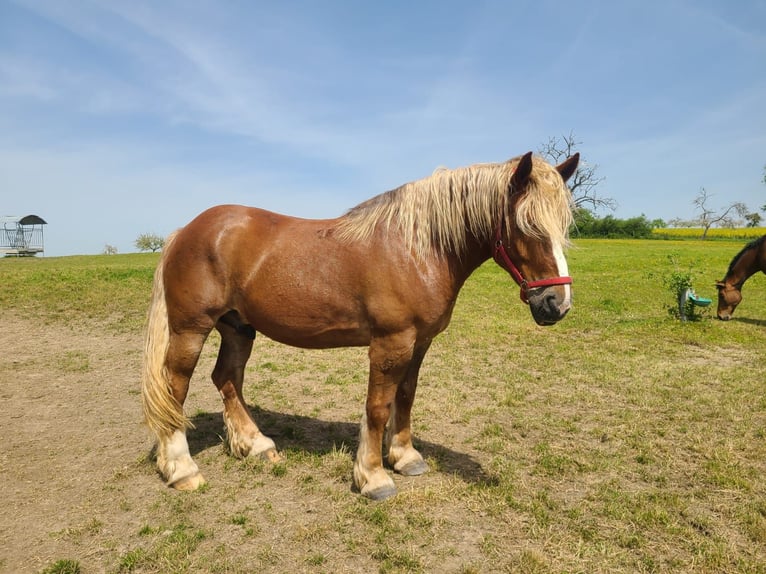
335 155 574 259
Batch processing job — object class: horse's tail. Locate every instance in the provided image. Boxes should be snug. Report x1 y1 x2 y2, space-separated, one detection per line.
141 230 191 438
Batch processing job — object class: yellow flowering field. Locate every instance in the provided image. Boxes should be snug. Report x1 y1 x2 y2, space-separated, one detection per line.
652 227 766 240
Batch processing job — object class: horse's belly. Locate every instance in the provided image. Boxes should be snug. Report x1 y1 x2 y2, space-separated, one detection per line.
243 297 372 349
252 319 371 349
260 327 370 349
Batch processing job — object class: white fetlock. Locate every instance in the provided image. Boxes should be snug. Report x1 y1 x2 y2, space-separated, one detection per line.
355 413 397 499
388 445 429 476
170 471 206 491
159 430 205 490
355 463 397 500
246 433 282 462
224 412 279 460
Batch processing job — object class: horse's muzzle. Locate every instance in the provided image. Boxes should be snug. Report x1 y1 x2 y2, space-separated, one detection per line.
527 286 571 326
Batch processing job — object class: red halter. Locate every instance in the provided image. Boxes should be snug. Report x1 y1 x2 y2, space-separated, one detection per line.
492 226 573 303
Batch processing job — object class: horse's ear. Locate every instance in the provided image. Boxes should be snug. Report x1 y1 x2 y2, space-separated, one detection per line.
511 151 533 190
556 152 580 183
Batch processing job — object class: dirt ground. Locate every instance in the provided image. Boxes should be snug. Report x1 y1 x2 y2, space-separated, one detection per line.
0 315 490 573
3 305 765 573
0 315 154 573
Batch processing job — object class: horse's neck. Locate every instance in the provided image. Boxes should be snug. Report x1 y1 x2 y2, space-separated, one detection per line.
727 248 761 287
447 235 494 287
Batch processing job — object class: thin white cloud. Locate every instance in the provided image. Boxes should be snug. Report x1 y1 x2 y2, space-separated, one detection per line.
0 54 58 100
2 0 765 255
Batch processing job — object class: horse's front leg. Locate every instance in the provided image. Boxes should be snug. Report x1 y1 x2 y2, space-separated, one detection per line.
385 341 431 476
354 333 415 500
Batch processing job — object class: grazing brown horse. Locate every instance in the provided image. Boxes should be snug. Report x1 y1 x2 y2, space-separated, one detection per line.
142 151 579 499
716 234 766 320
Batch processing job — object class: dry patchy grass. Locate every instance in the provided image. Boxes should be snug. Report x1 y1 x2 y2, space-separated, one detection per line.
1 239 765 573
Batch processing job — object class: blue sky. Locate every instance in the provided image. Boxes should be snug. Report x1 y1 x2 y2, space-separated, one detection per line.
1 0 765 256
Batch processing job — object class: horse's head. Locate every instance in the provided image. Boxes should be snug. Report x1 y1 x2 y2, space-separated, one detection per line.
715 280 741 320
494 152 579 326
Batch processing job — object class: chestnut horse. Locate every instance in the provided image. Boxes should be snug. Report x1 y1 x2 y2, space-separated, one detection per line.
142 151 579 499
716 234 766 320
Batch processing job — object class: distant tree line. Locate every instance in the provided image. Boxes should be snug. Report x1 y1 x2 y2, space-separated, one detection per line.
541 134 766 240
571 209 664 238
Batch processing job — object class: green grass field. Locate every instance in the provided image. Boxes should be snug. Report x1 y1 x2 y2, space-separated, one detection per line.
2 238 765 573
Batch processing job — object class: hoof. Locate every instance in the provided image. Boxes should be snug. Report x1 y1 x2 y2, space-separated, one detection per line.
396 458 429 476
260 447 283 463
170 472 206 491
362 483 398 501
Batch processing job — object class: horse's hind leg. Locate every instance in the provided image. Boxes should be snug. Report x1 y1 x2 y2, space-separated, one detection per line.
213 314 280 462
156 330 209 490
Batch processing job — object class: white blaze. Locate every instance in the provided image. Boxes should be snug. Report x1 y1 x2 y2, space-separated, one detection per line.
552 241 572 310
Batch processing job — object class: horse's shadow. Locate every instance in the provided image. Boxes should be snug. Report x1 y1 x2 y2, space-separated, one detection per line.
186 407 495 486
729 316 766 326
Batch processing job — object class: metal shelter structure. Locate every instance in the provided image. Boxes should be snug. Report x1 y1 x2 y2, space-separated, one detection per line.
1 215 48 256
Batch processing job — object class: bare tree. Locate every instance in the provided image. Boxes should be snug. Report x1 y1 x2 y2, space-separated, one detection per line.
762 163 765 212
538 131 615 211
692 188 747 239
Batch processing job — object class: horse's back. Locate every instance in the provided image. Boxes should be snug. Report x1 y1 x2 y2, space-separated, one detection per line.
161 205 372 344
161 204 458 347
169 204 337 269
178 204 305 246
